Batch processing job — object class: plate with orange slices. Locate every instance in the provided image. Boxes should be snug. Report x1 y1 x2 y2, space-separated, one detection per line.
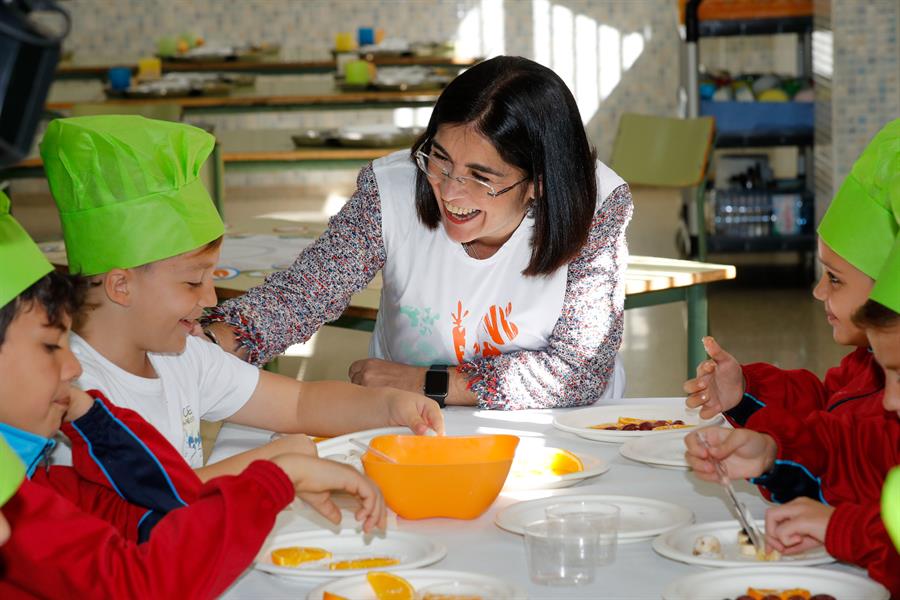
503 445 609 490
307 569 527 600
255 529 446 579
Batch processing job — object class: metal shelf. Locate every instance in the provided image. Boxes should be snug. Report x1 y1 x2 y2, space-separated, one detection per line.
715 129 813 148
706 233 815 253
697 16 813 38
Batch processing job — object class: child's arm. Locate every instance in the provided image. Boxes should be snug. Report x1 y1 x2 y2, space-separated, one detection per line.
825 501 900 597
225 369 445 438
61 388 204 513
6 459 295 599
194 432 315 483
684 337 840 426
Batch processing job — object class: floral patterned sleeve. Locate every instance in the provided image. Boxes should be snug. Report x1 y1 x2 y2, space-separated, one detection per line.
458 184 633 410
205 164 386 366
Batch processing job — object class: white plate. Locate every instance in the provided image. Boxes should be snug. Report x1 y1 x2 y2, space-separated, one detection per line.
620 432 691 469
316 427 410 469
255 529 446 578
653 520 834 568
553 403 723 443
307 569 528 599
495 493 693 541
503 446 610 491
662 566 888 600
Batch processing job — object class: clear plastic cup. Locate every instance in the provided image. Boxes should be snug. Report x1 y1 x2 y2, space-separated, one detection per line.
545 501 620 565
523 518 596 586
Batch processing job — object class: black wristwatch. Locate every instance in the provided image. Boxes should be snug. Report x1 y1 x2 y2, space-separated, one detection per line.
423 364 450 408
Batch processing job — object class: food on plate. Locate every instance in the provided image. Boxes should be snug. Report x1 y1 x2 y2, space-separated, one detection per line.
691 534 723 558
269 546 331 567
589 417 690 431
509 447 584 479
328 556 401 570
367 571 415 600
322 592 351 600
363 571 484 600
737 528 781 561
728 589 835 600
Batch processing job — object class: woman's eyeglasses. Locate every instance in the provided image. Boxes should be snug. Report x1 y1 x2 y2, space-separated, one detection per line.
414 140 528 198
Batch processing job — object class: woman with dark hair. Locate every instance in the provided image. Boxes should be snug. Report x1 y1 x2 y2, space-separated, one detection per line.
204 56 632 410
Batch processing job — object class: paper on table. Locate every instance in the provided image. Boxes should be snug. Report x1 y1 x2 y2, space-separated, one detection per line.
218 234 314 271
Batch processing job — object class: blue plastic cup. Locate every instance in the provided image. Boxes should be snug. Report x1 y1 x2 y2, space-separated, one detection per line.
108 67 132 91
358 27 375 46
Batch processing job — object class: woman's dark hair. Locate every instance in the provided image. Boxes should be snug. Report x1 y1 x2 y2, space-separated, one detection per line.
0 271 86 346
853 298 900 331
411 56 598 276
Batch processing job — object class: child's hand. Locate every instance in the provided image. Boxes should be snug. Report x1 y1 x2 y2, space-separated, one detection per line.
270 454 387 533
386 391 445 436
684 426 777 481
765 497 834 555
684 336 745 418
268 433 318 457
64 387 96 422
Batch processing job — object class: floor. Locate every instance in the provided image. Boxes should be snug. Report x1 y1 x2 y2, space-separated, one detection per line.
8 178 845 458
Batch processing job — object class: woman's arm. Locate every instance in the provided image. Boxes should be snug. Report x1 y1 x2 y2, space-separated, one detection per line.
204 164 387 366
459 184 633 409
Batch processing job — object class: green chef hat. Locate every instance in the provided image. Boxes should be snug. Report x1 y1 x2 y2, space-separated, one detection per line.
40 115 224 276
818 118 900 279
883 466 900 552
0 434 25 507
870 236 900 312
0 191 53 310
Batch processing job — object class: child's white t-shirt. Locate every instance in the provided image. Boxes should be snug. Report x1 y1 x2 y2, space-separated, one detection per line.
70 333 260 467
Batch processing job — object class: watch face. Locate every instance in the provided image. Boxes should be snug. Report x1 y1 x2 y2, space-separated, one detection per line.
424 369 450 397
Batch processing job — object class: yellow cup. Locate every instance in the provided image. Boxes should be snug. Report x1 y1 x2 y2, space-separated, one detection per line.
335 32 355 52
137 57 162 80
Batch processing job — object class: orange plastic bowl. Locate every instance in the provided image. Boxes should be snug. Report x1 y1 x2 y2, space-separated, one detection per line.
361 434 519 520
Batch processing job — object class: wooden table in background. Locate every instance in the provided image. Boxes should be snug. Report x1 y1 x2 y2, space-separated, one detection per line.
46 75 443 113
55 55 481 79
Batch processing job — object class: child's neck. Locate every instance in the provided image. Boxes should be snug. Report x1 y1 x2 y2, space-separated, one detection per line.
77 319 157 379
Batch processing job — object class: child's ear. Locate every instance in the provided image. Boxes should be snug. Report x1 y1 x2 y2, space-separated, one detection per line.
103 269 134 307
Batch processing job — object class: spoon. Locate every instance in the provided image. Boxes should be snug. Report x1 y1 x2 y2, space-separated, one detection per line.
349 438 398 464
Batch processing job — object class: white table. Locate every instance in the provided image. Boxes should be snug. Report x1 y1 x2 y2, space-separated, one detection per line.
210 399 866 599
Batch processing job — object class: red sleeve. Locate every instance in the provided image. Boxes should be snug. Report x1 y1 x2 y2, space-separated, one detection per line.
751 411 900 506
739 362 828 416
1 460 293 600
61 390 202 504
826 502 900 597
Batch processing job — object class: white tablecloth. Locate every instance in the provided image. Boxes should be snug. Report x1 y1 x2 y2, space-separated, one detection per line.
211 399 866 599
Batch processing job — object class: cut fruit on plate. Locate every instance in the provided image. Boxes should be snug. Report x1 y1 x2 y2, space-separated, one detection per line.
271 546 332 567
367 572 416 600
330 557 401 571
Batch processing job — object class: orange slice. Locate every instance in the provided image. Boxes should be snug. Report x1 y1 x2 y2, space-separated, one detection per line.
322 593 351 600
366 571 415 600
329 557 400 571
270 546 331 567
548 448 583 475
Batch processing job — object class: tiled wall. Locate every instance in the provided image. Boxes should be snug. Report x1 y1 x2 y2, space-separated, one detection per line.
33 1 837 189
54 0 685 175
813 0 899 221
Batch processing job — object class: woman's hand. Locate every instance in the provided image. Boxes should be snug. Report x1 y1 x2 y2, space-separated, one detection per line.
385 390 445 435
349 358 426 394
270 454 387 534
684 426 777 481
765 497 834 555
684 336 745 419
